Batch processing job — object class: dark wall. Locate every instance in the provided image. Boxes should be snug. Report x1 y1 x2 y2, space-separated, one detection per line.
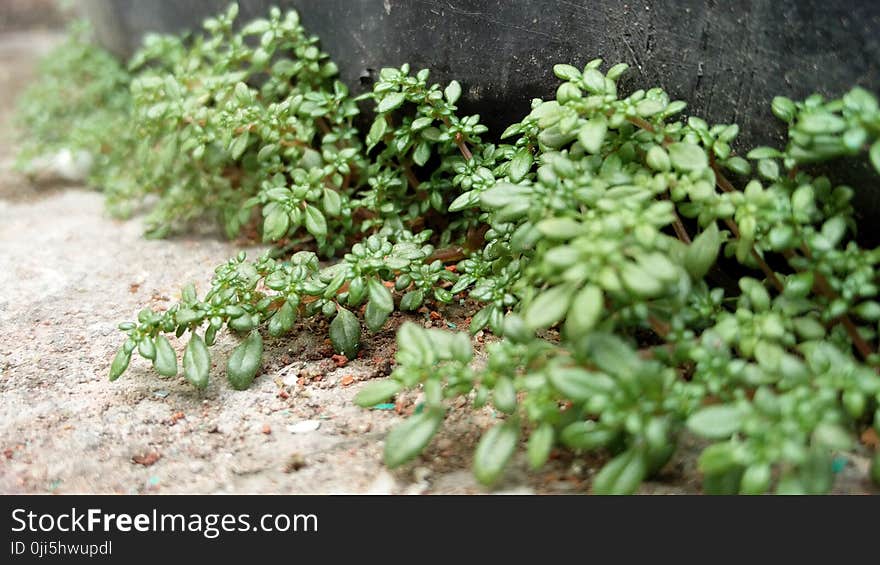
79 0 880 230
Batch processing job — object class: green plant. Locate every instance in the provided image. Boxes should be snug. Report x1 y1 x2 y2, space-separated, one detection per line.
20 4 880 494
365 64 880 494
15 21 136 215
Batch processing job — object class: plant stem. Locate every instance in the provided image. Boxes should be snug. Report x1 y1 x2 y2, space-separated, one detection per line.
647 314 671 338
401 161 421 191
710 163 786 292
671 213 692 243
841 315 874 361
428 246 466 263
795 244 875 362
454 132 473 160
315 117 332 135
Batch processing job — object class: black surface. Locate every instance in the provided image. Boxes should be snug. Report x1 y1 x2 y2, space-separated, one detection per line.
78 0 880 232
1 494 872 562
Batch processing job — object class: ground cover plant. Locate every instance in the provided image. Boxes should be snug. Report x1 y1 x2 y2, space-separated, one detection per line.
17 4 880 494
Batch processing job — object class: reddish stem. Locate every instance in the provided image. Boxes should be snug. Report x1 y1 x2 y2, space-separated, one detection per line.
455 132 473 160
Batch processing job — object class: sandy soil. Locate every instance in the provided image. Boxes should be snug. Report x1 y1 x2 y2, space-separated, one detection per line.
0 31 875 495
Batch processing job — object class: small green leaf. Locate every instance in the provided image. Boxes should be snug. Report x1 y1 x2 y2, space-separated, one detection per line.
176 307 201 326
770 96 796 122
739 463 772 495
552 64 581 82
411 116 433 130
108 347 131 382
395 322 436 365
153 335 178 377
367 278 394 313
684 222 721 280
564 284 603 337
384 408 444 468
636 98 665 117
183 333 210 388
757 158 779 180
527 423 554 470
413 141 431 166
811 422 853 451
228 312 257 333
304 205 327 238
229 131 250 160
444 80 462 104
536 217 582 240
137 338 156 360
578 116 607 154
400 290 424 311
492 376 517 414
869 140 880 174
583 333 641 380
226 331 263 390
661 100 687 117
620 262 664 297
181 283 197 303
548 367 613 401
668 142 708 172
448 190 477 212
322 188 342 216
377 91 406 113
354 379 402 407
646 145 671 172
582 68 606 93
797 111 846 135
799 448 833 494
365 300 390 332
842 127 867 151
592 449 646 494
687 404 744 439
524 283 574 330
508 149 533 182
366 116 387 149
263 208 290 241
606 63 629 81
329 307 361 358
268 300 296 337
480 182 532 209
724 156 751 175
704 466 746 495
560 421 617 450
697 441 741 475
473 422 519 486
746 146 783 160
469 306 492 333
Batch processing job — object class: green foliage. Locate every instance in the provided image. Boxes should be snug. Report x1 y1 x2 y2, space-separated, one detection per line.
15 21 135 215
20 4 880 494
372 58 880 494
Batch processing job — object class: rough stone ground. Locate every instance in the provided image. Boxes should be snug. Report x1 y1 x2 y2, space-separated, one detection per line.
0 32 875 495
